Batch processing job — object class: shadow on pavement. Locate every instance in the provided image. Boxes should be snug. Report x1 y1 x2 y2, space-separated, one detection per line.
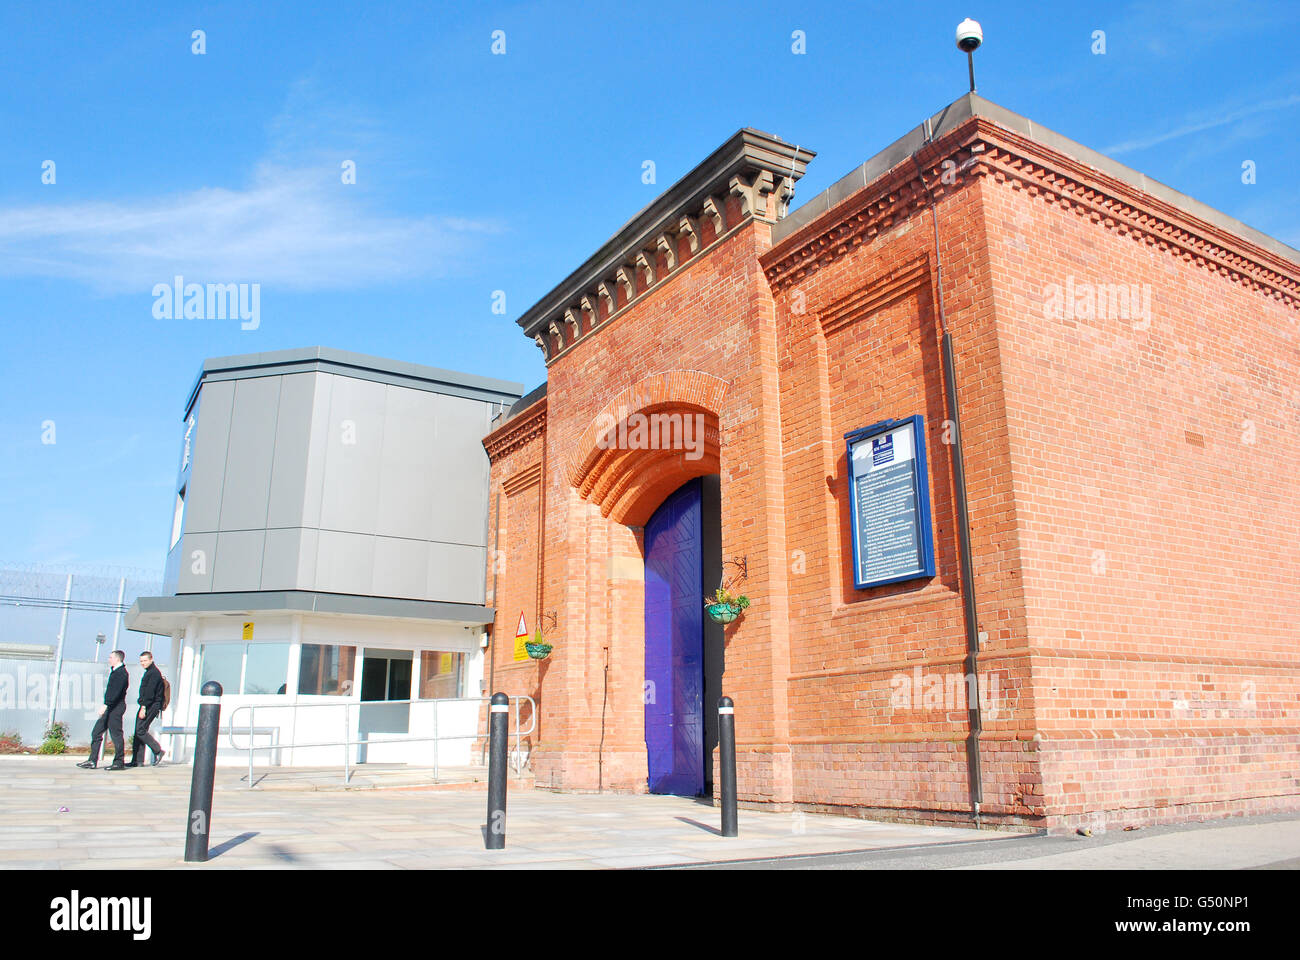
676 816 722 836
208 831 259 858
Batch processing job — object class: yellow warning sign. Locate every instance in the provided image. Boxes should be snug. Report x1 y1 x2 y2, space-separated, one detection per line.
513 611 528 662
241 621 254 641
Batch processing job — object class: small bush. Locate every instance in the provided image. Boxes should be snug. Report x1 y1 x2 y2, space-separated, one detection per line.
0 731 22 754
38 722 69 755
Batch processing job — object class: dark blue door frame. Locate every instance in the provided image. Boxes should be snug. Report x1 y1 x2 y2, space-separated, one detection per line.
644 478 705 796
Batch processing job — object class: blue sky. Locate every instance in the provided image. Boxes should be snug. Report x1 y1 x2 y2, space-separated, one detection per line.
1 0 1297 577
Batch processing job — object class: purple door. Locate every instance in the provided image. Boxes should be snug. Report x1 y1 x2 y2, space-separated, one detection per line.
644 478 705 796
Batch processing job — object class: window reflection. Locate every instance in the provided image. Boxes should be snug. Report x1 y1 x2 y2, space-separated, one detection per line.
298 644 357 696
199 644 242 694
244 643 290 695
419 651 464 699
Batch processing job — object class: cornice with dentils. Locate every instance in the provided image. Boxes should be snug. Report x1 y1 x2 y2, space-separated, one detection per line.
515 128 815 353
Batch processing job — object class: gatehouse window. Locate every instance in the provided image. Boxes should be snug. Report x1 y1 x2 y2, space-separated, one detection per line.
418 650 465 699
297 644 357 696
199 642 290 695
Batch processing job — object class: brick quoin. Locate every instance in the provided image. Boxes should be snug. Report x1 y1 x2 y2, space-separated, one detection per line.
480 96 1300 832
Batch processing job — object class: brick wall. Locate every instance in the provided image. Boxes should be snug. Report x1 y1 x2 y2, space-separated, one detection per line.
976 134 1300 830
763 168 1041 826
483 111 1300 829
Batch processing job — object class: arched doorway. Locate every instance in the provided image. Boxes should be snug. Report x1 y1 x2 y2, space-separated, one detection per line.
643 476 722 796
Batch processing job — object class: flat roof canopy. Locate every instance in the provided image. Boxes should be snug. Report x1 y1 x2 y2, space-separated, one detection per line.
126 590 494 635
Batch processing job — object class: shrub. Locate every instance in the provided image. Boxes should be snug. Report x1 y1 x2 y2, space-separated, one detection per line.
0 731 22 754
38 722 69 755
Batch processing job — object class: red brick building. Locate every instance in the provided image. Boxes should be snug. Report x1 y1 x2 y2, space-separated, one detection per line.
481 94 1300 831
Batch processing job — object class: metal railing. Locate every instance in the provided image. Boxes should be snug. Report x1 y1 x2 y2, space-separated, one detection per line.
221 695 535 788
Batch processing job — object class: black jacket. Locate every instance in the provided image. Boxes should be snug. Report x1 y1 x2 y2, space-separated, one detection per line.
137 663 165 711
103 665 128 709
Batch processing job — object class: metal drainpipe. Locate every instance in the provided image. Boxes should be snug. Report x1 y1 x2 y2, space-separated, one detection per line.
488 485 501 697
914 116 985 825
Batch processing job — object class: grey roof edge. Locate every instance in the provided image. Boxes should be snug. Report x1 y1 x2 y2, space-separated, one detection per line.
125 590 495 629
182 347 525 419
514 128 817 339
488 380 547 435
772 93 1300 268
506 382 547 418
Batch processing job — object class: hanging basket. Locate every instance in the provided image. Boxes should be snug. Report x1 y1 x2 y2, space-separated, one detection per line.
705 602 743 625
525 641 553 660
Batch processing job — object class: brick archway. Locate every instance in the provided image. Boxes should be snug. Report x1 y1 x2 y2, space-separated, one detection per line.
568 371 728 526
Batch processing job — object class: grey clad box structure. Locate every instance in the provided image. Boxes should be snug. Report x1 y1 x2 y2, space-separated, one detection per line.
161 347 523 606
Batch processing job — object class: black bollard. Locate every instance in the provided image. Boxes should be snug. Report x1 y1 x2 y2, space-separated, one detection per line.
485 692 509 850
718 695 738 837
184 680 222 862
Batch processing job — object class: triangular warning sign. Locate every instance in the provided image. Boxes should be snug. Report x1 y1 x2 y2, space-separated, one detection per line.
514 611 529 662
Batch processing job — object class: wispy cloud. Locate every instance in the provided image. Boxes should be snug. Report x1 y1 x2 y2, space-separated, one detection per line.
0 76 502 294
0 163 500 293
1103 93 1300 155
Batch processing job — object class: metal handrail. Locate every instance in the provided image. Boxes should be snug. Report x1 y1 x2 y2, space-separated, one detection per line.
223 695 535 788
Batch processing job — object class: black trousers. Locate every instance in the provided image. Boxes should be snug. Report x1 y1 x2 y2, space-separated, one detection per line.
88 702 126 764
130 706 163 765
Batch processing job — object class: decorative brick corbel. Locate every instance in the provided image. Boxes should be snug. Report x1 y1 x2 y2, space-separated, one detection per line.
615 264 638 303
655 232 678 272
701 196 726 236
730 170 776 221
547 319 565 350
678 215 701 253
563 307 582 342
635 249 657 287
775 175 796 219
534 334 549 360
580 293 599 329
597 280 618 317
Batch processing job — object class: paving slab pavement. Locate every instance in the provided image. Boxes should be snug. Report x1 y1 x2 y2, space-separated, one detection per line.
0 755 1001 869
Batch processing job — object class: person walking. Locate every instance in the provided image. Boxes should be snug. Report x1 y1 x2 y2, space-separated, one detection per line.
76 650 129 771
129 651 166 767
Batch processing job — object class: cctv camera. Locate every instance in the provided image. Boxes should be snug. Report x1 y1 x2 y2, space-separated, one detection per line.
956 18 983 52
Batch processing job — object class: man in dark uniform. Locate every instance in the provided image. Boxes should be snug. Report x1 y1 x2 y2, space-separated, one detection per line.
76 649 128 770
129 651 166 766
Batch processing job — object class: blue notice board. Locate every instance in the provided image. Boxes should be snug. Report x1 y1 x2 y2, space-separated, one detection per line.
845 415 936 589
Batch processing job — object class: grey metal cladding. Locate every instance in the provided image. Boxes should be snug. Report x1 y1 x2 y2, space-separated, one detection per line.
426 392 493 546
318 374 386 534
260 527 303 591
376 384 442 541
313 529 376 595
266 373 315 529
217 375 282 532
211 529 266 592
373 535 431 599
176 532 216 593
184 378 234 533
427 543 488 604
173 350 515 607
